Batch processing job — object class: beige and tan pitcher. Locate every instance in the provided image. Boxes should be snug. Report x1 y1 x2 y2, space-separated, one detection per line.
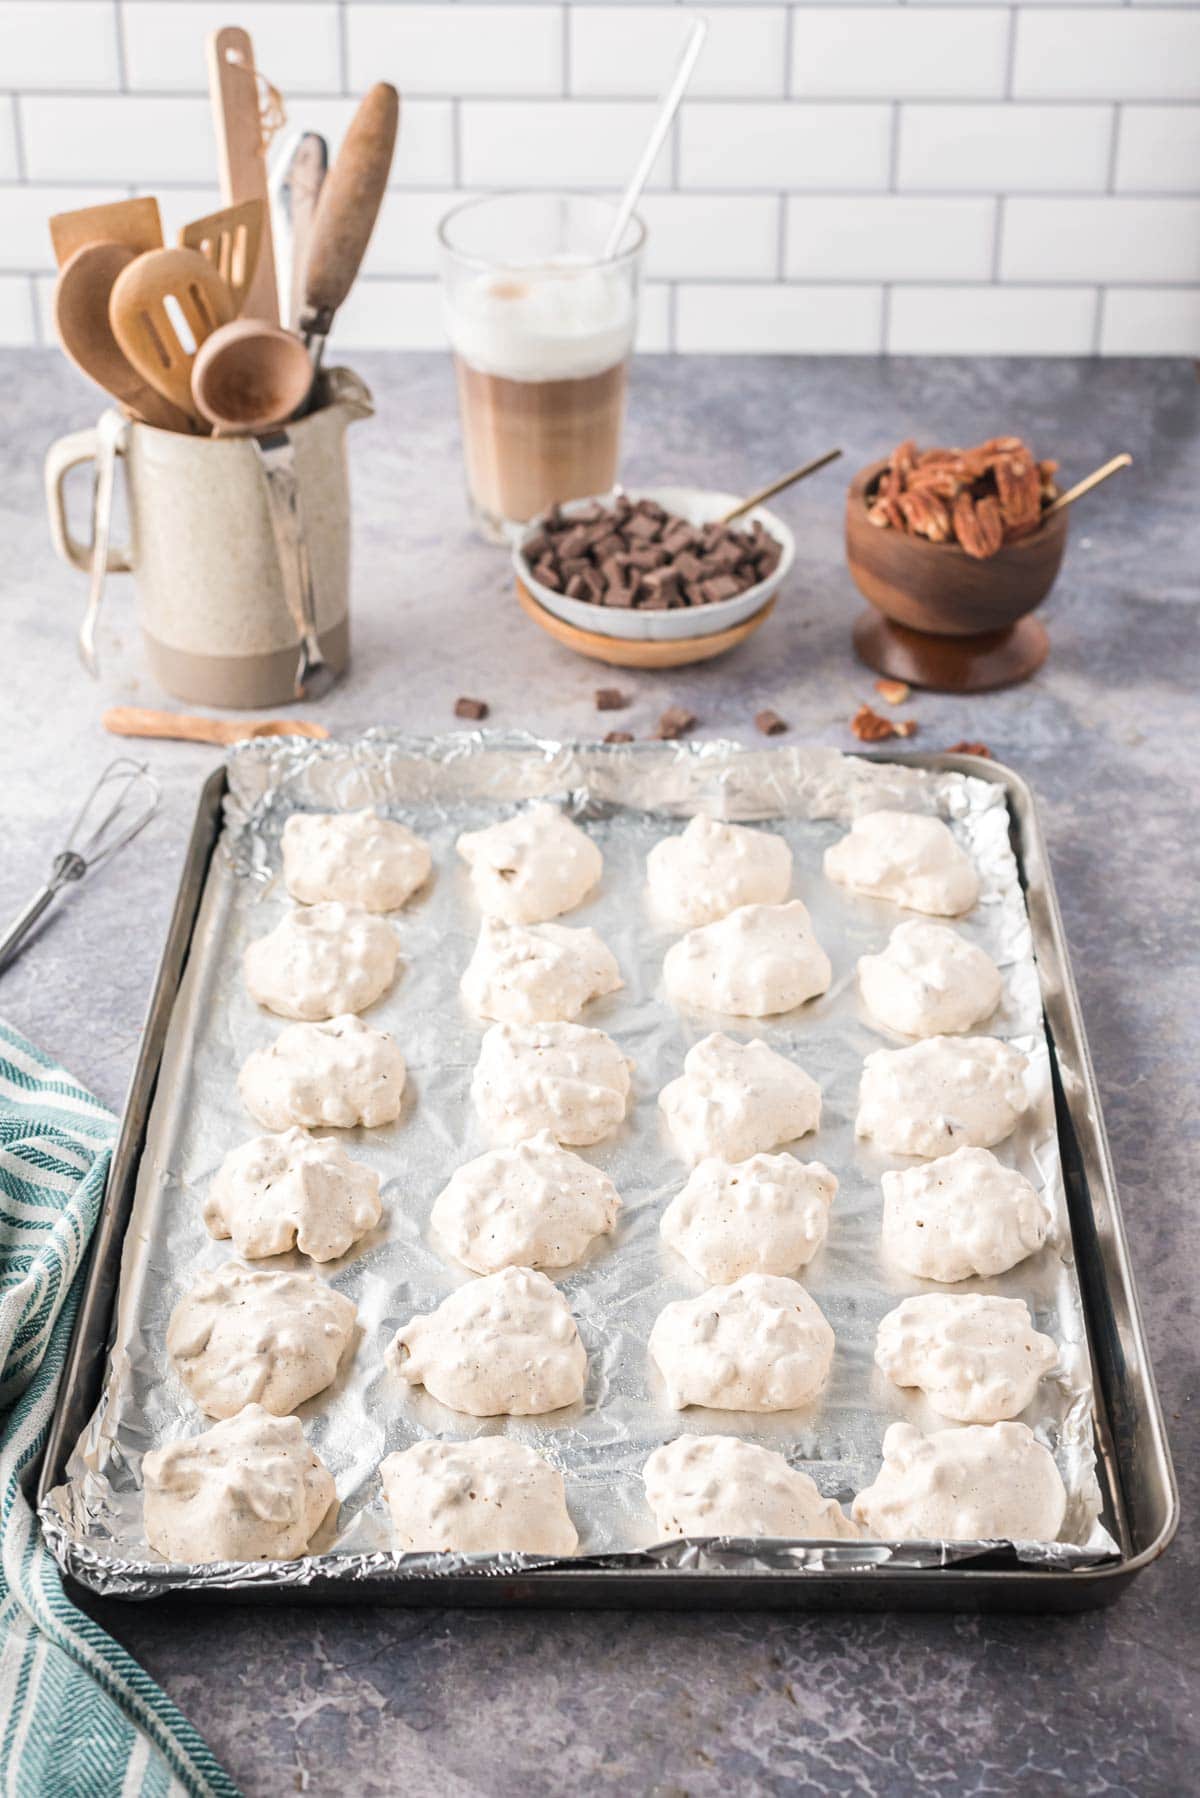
44 368 373 709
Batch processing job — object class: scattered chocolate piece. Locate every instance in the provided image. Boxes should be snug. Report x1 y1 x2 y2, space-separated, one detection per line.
850 704 897 743
945 740 992 758
874 678 911 706
595 687 628 712
604 729 634 744
655 705 697 741
755 709 788 736
454 696 488 721
521 498 781 612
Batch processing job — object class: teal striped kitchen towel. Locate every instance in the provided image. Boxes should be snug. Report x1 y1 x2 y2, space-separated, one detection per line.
0 1020 238 1798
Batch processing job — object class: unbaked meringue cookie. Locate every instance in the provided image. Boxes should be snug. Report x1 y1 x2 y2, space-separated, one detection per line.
660 1153 837 1283
646 814 793 929
457 802 602 924
858 920 1002 1039
649 1273 835 1411
167 1265 357 1418
852 1420 1067 1543
430 1131 621 1274
658 1034 822 1166
881 1145 1050 1282
244 902 400 1020
461 916 622 1025
387 1265 588 1416
875 1292 1058 1423
856 1035 1029 1157
381 1437 578 1556
643 1436 859 1540
663 901 832 1017
204 1128 382 1262
824 811 980 916
238 1015 407 1132
143 1404 336 1563
282 809 432 912
471 1020 632 1147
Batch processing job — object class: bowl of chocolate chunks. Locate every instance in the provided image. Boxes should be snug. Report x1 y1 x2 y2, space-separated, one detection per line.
513 487 795 641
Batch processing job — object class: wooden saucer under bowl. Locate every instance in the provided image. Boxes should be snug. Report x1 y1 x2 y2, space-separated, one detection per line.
515 578 775 669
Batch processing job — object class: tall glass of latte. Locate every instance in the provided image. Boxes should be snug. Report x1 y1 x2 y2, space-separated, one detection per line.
439 192 644 543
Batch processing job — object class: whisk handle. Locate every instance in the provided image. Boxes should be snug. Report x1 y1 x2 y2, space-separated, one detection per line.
0 855 86 974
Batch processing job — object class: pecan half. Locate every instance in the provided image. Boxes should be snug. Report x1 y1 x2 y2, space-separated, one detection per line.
993 454 1041 532
891 439 919 483
867 496 904 530
898 489 953 543
952 491 1005 560
851 704 897 743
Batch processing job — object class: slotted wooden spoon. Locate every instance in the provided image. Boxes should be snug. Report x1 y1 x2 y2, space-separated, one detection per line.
53 241 196 432
179 198 264 315
109 247 236 428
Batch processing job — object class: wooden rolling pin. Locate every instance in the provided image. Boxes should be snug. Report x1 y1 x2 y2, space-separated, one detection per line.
103 707 329 745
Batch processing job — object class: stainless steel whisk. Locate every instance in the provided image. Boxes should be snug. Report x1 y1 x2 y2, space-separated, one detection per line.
0 758 160 973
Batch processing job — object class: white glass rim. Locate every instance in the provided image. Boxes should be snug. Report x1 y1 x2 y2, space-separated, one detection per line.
437 189 646 274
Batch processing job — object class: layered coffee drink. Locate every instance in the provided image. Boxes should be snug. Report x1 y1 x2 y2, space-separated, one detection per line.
439 196 643 542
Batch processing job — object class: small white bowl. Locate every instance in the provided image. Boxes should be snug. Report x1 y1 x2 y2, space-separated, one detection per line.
512 486 795 642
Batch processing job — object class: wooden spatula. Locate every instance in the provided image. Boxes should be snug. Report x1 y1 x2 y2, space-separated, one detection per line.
109 247 236 428
178 199 264 315
50 196 162 268
207 26 279 324
53 242 196 432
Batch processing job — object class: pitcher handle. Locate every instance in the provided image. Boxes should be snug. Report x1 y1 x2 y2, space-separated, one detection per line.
45 423 132 574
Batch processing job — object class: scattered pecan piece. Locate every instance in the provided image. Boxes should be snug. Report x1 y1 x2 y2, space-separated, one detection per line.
894 719 919 738
655 705 696 741
945 740 992 759
755 708 788 736
454 696 488 720
874 678 911 706
595 687 628 711
851 704 898 743
604 729 634 744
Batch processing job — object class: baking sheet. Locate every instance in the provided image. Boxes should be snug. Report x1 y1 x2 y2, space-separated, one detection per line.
43 734 1119 1594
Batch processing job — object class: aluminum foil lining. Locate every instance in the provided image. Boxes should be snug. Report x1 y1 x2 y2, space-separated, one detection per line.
42 734 1119 1596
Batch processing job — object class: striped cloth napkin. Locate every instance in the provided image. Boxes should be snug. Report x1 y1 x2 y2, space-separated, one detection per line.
0 1020 238 1798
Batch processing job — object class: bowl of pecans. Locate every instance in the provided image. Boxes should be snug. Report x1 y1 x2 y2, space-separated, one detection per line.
846 436 1068 692
513 487 794 655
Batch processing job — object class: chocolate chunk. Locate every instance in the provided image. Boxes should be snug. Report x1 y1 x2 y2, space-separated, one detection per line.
533 560 562 592
593 531 626 561
661 521 696 556
625 512 662 543
601 555 632 593
454 696 488 721
700 575 741 604
655 705 696 740
755 708 788 736
556 524 592 561
604 583 635 608
604 729 634 744
595 687 628 711
523 531 549 562
628 544 668 572
673 551 704 583
566 574 587 599
580 566 606 605
560 557 590 582
642 567 681 607
708 537 744 573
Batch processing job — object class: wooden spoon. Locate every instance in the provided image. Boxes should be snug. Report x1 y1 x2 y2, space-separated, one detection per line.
191 317 313 436
103 706 329 745
207 26 279 324
109 247 236 428
50 196 162 268
178 199 264 315
53 242 196 432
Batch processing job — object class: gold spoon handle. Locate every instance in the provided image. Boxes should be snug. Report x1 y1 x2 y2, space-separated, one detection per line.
719 448 843 524
1044 452 1132 518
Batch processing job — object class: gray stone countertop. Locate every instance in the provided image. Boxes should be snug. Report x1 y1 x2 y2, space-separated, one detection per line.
2 350 1196 1795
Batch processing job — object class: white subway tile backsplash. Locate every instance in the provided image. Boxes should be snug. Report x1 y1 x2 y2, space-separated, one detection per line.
676 282 883 352
297 99 456 188
0 3 119 92
635 283 671 354
898 105 1113 193
1013 12 1200 103
1002 197 1200 284
123 4 342 95
570 8 787 100
888 284 1096 353
461 102 671 187
792 10 1009 100
0 101 17 182
1100 287 1200 357
638 194 779 279
786 196 995 281
21 96 214 183
348 5 562 97
333 278 445 351
0 275 35 344
362 191 468 277
0 183 129 269
1115 107 1200 195
679 102 890 190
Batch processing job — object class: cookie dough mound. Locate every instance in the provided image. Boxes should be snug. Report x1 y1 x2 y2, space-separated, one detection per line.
659 1034 821 1166
647 815 793 929
143 1405 335 1562
381 1437 578 1556
858 920 1002 1039
824 811 979 916
663 901 832 1017
238 1015 407 1131
167 1265 357 1418
388 1265 587 1416
852 1420 1067 1543
875 1293 1058 1423
282 809 431 912
244 902 399 1021
661 1153 836 1283
643 1436 859 1541
461 916 622 1025
204 1128 382 1262
457 802 602 924
431 1131 621 1273
856 1035 1028 1157
881 1145 1049 1282
471 1020 631 1147
649 1274 835 1412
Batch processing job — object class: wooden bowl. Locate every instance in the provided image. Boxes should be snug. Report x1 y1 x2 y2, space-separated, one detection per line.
515 579 775 668
845 458 1068 691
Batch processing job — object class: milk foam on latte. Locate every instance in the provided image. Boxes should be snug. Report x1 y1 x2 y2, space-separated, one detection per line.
446 259 636 384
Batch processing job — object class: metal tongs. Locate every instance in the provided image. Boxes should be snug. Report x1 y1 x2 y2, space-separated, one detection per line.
0 758 159 973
